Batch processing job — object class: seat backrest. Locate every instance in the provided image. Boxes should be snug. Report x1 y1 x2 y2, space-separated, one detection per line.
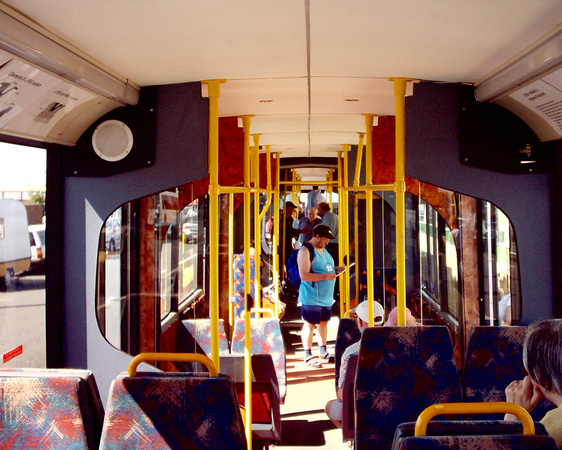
0 368 104 449
392 420 549 449
100 373 246 449
397 434 558 449
355 326 463 450
231 317 287 402
220 354 281 444
341 352 359 442
233 253 258 319
463 326 555 420
182 318 230 357
334 318 361 389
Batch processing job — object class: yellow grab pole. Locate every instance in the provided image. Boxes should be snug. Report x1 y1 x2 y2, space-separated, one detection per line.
354 132 365 187
240 115 253 447
252 134 262 309
339 146 350 316
391 78 411 326
202 79 225 371
363 113 376 326
273 153 281 317
353 132 364 307
228 192 234 332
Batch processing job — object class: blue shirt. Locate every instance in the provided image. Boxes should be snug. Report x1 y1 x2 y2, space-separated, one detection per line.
298 246 336 307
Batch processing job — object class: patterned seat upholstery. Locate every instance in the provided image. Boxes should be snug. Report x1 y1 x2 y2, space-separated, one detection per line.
0 368 104 449
463 326 555 420
392 420 549 449
182 318 230 357
341 353 359 442
355 326 463 450
233 253 258 319
396 434 558 449
334 317 361 389
231 317 287 402
100 372 246 449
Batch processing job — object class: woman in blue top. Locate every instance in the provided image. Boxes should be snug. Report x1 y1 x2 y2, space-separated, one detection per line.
297 224 344 368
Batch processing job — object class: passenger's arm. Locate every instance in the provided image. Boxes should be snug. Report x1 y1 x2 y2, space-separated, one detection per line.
297 246 337 282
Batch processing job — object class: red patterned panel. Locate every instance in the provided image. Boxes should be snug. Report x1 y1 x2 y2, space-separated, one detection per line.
372 115 396 185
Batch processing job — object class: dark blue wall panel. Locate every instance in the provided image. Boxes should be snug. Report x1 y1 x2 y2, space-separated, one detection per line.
405 82 553 323
61 82 208 400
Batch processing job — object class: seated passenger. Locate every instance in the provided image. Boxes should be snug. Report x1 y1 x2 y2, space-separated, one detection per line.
384 305 420 326
325 300 385 428
504 319 562 446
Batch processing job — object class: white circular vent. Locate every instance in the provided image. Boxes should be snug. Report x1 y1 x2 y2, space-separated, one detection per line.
92 120 133 162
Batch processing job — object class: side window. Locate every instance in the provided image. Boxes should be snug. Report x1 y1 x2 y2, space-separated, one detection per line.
96 183 206 354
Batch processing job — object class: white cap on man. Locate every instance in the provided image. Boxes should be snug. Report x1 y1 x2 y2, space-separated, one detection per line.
353 301 385 326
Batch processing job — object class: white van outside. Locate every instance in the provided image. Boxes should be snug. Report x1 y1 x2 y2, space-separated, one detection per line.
0 199 31 289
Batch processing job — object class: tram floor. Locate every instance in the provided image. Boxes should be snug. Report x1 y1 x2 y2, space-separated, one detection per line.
275 315 349 449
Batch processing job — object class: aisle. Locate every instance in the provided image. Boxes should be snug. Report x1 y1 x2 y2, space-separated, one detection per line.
275 316 347 449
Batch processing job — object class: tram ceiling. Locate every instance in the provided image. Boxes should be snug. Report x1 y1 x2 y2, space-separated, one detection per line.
1 0 561 152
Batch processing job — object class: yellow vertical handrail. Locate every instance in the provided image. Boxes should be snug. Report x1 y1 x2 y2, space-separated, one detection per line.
252 134 262 309
273 153 281 317
354 132 365 187
339 146 351 316
228 192 234 333
363 113 376 326
202 79 225 371
391 78 411 326
240 115 253 447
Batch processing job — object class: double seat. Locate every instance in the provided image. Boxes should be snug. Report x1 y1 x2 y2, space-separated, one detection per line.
332 324 558 449
182 317 286 446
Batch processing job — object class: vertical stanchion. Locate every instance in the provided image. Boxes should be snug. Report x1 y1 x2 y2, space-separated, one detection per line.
391 78 410 326
240 115 253 447
273 153 281 317
228 192 234 332
363 113 375 326
202 79 225 371
252 134 262 309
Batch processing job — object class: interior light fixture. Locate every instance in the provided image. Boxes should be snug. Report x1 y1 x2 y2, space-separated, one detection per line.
475 26 562 102
0 5 139 105
519 144 537 164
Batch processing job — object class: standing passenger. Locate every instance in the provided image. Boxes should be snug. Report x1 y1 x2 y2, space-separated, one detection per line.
318 202 339 264
296 207 322 249
298 225 344 368
504 319 562 447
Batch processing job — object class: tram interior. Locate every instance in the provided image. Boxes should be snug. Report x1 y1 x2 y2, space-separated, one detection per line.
1 1 561 449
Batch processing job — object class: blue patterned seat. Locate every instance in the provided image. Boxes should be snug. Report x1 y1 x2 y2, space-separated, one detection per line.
396 434 558 449
392 420 549 449
182 318 230 357
463 326 555 420
355 326 463 450
233 253 259 319
0 368 104 449
231 317 287 402
334 317 361 389
100 372 246 449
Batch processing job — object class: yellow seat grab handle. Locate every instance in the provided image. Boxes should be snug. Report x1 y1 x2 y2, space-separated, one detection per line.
128 352 218 377
415 402 535 437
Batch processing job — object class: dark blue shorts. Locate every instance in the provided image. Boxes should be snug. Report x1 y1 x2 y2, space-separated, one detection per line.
301 304 332 324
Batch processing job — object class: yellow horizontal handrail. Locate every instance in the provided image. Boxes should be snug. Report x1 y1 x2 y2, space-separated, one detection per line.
415 402 535 437
344 310 353 318
249 307 273 318
128 352 218 377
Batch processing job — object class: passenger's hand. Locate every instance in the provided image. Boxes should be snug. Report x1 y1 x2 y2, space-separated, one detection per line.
325 272 338 281
505 376 543 413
